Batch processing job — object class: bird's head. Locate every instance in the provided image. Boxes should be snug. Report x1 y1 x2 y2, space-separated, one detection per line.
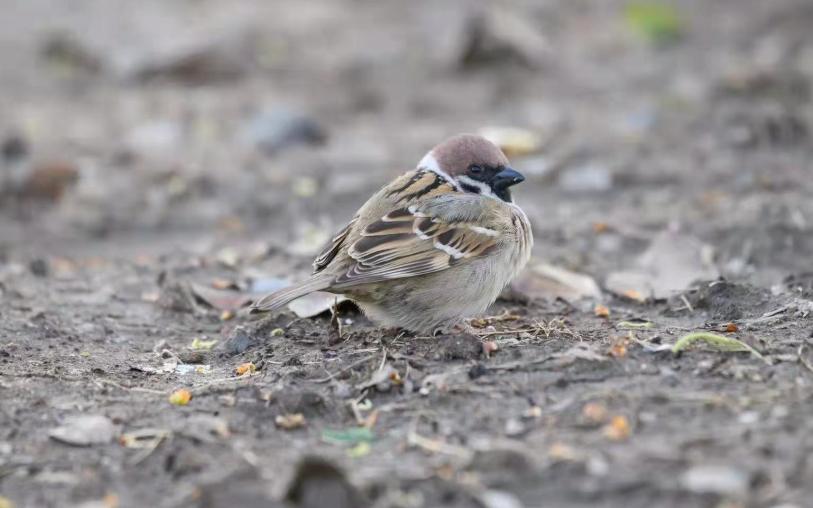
417 133 525 202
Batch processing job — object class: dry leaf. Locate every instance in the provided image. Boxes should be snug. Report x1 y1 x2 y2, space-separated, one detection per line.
478 126 543 157
581 402 608 424
387 370 403 385
592 222 610 234
363 410 379 430
235 362 256 376
608 337 628 358
141 290 160 303
211 278 236 290
168 389 192 406
275 413 306 430
189 283 252 311
623 289 645 302
219 310 235 321
469 318 489 328
119 428 170 448
548 442 578 461
470 313 519 328
22 160 79 201
603 415 631 441
523 406 543 419
103 493 119 508
215 247 240 268
217 215 245 233
49 415 116 446
605 231 718 300
594 304 610 318
725 323 738 333
287 292 348 318
513 262 601 302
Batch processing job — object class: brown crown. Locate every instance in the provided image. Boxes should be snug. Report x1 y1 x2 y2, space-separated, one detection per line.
431 134 510 176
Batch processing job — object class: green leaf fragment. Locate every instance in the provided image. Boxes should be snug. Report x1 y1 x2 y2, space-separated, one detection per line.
671 332 764 360
321 427 375 445
190 338 218 350
625 1 683 43
347 441 372 458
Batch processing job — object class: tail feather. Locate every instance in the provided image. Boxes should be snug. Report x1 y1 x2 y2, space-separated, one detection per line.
249 277 331 314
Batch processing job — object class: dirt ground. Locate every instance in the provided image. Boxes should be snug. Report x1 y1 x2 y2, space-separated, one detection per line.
1 1 813 507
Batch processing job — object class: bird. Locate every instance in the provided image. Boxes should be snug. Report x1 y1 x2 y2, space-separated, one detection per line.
250 133 533 334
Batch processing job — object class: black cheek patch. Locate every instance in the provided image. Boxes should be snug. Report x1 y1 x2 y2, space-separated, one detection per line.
460 183 481 194
494 188 512 202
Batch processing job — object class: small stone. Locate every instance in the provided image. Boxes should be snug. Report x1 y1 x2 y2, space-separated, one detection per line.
124 121 182 157
41 31 103 74
504 418 526 437
49 415 116 446
435 333 482 361
222 326 259 356
457 7 549 70
479 490 523 508
177 351 206 364
468 363 488 379
29 259 49 277
681 464 749 497
241 108 326 156
581 402 608 425
2 135 28 162
22 161 80 201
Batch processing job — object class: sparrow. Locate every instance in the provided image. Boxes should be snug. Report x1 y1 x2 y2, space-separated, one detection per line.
250 133 533 334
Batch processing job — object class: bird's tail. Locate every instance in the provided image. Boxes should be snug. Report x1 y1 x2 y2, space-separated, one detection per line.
249 276 331 314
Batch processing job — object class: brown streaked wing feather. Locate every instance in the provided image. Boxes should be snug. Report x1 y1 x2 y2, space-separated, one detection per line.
330 195 501 289
386 170 454 204
312 217 357 273
312 169 452 275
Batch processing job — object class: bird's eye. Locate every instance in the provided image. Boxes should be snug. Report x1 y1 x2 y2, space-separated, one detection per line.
468 165 483 175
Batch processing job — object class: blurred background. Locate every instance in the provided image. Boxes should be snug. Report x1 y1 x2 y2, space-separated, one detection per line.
1 0 811 293
2 2 813 507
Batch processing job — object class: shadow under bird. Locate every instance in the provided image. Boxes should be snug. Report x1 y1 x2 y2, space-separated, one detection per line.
250 133 533 334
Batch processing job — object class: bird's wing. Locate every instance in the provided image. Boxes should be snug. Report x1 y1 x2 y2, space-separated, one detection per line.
313 216 357 273
330 193 503 289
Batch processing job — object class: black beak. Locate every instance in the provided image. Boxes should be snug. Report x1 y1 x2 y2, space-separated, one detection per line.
492 167 525 190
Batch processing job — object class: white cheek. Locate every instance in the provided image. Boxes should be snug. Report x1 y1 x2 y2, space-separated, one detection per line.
457 175 498 199
418 152 460 191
